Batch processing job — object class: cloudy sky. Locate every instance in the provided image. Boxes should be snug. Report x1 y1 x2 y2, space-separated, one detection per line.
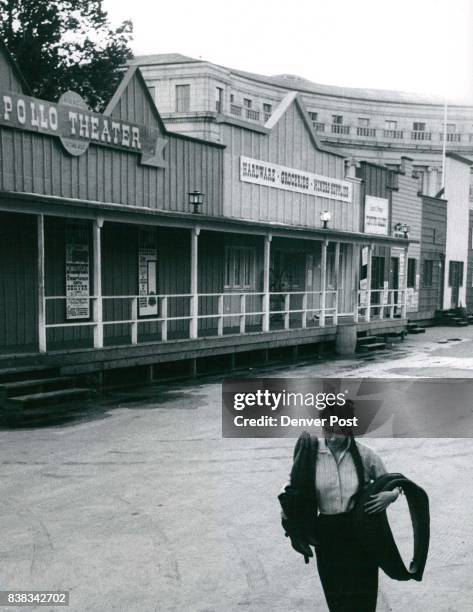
104 0 473 103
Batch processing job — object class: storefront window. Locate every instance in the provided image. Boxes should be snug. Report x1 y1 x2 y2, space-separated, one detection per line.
224 246 255 289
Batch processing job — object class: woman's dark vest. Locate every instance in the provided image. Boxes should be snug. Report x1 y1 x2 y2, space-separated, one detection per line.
278 431 365 545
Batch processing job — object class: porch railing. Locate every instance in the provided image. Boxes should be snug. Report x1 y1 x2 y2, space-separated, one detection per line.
42 288 405 352
356 289 406 322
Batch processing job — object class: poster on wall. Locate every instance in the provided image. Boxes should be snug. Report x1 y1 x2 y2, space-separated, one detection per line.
364 196 389 235
138 228 158 317
66 222 90 320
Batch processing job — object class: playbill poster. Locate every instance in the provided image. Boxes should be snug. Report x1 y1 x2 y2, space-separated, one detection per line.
138 229 158 317
65 222 90 320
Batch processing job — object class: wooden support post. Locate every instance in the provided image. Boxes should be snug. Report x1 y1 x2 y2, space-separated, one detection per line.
131 297 138 344
217 294 224 336
283 293 290 329
160 296 168 342
353 243 360 323
190 227 200 339
262 234 271 332
93 217 104 349
401 247 408 319
334 241 340 326
239 294 246 334
366 244 373 322
37 214 46 353
320 240 328 327
301 293 307 328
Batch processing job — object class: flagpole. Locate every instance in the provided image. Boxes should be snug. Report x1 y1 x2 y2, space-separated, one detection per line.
441 97 448 189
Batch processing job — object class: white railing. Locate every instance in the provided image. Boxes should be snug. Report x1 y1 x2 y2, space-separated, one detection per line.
357 289 406 322
42 290 343 351
41 288 406 352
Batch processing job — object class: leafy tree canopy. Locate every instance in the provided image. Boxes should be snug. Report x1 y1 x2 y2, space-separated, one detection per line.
0 0 133 110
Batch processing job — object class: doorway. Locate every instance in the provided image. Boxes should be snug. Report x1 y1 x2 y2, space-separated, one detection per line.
389 256 399 313
448 261 464 308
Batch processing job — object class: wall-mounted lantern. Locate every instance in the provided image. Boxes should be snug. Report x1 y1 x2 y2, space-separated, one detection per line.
189 190 205 214
394 222 410 239
320 210 332 229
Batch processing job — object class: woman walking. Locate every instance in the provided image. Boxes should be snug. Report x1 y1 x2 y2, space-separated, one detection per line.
280 421 401 612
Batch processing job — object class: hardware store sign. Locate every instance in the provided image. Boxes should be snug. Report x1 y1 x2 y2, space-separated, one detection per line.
240 156 352 202
0 89 167 167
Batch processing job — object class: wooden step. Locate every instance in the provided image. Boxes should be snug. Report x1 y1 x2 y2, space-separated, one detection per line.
8 387 91 408
358 342 386 351
357 335 380 345
0 376 76 398
407 327 426 334
0 365 58 384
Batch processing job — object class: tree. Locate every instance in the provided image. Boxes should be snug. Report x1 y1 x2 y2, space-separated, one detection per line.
0 0 133 111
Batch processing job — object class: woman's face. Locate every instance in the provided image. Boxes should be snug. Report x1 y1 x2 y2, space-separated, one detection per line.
324 429 348 448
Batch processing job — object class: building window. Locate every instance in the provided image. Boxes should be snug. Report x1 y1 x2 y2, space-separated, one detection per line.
224 247 255 289
243 98 252 109
175 84 190 112
358 117 370 127
230 93 234 103
263 102 272 121
332 114 343 124
413 122 426 131
308 111 318 121
385 120 398 130
215 87 224 113
422 260 433 287
407 258 417 288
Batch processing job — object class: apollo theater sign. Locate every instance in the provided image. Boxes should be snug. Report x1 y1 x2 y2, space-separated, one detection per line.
0 89 167 167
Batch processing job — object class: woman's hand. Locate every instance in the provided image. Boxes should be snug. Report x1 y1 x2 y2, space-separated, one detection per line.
290 535 314 563
364 490 398 514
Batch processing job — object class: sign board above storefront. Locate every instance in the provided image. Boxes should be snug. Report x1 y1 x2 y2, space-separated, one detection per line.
364 195 389 235
0 89 167 167
240 156 352 203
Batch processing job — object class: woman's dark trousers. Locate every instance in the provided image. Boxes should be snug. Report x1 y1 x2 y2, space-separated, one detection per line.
315 513 378 612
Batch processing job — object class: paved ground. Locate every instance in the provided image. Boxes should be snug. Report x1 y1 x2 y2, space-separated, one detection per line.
1 326 473 611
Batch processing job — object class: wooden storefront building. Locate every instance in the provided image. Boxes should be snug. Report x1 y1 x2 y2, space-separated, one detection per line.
0 43 410 381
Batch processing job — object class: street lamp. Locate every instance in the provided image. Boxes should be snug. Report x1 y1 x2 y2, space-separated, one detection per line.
189 190 205 214
320 210 332 229
401 223 410 239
